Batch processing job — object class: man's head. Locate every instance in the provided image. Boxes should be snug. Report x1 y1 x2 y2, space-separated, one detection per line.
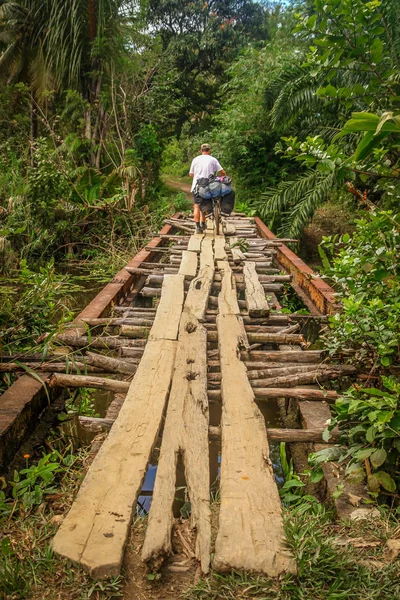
201 143 211 154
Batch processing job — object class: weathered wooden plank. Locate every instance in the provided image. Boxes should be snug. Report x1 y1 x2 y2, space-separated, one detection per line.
206 331 304 344
188 234 203 252
229 237 246 263
239 350 323 363
178 250 198 278
243 261 270 317
148 274 184 341
214 236 227 261
217 260 240 316
52 339 178 578
200 236 214 270
223 222 236 235
78 419 340 444
142 312 210 573
85 352 137 375
185 267 214 322
214 313 296 575
182 237 215 322
207 387 338 401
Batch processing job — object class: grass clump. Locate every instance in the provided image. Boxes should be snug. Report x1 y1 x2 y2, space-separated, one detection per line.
0 440 124 600
185 503 400 600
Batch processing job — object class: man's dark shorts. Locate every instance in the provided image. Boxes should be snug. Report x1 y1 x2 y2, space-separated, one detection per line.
193 194 200 204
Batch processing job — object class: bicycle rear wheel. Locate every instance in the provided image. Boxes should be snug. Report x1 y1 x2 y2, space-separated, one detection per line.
214 200 220 236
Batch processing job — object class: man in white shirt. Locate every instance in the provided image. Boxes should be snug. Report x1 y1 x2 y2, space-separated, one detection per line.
189 143 226 233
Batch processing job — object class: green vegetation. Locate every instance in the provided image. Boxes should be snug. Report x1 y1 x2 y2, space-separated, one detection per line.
312 208 400 496
186 505 400 600
0 442 125 599
1 0 400 596
2 443 400 599
160 0 400 498
0 0 265 367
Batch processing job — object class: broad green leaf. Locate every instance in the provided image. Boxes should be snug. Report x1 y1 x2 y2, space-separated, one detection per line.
306 14 317 29
361 387 391 397
376 111 396 135
322 427 332 442
345 465 365 484
355 447 374 461
309 469 324 483
375 471 396 492
311 446 342 464
389 414 400 432
367 474 380 492
353 131 389 161
370 448 387 469
318 245 331 271
281 479 305 491
366 426 377 443
325 84 337 97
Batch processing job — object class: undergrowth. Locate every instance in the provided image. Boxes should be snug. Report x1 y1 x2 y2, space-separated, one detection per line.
315 209 400 497
0 436 124 600
185 504 400 600
2 437 400 599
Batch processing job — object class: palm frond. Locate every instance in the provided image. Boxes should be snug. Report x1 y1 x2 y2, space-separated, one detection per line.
268 67 324 131
380 0 400 70
255 168 339 239
0 39 19 77
280 171 337 239
29 41 54 100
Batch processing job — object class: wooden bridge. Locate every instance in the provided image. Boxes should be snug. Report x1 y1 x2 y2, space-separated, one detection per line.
1 212 360 581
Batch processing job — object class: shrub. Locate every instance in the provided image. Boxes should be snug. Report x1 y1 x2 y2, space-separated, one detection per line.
317 209 400 495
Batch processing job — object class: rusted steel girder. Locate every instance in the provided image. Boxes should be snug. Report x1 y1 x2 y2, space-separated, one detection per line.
254 217 339 315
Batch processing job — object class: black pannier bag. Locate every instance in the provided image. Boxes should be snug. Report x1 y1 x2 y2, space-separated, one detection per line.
198 196 213 215
221 189 235 215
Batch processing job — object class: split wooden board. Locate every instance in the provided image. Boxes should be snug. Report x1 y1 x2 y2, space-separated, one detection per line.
199 236 214 270
214 236 227 261
217 261 240 316
243 261 270 317
206 218 214 232
223 222 236 235
213 313 296 575
52 339 178 578
148 274 184 341
142 312 210 573
188 234 203 252
178 250 198 278
142 229 214 573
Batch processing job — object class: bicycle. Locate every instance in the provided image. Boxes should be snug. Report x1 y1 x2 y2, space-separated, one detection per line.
203 195 222 235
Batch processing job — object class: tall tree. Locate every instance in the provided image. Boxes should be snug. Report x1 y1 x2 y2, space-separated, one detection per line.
0 0 126 166
145 0 266 133
0 0 52 142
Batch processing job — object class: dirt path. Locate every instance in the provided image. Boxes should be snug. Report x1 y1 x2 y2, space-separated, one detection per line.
163 176 192 197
